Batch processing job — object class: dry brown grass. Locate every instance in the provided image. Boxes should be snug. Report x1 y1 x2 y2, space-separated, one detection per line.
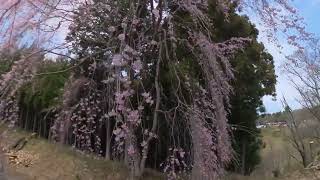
0 125 164 180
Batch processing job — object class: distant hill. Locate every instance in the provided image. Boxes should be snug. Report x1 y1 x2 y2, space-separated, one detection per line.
258 108 318 124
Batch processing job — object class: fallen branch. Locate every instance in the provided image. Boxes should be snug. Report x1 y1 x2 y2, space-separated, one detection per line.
9 133 37 151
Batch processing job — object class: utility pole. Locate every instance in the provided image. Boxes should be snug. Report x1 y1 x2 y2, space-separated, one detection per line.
309 141 314 162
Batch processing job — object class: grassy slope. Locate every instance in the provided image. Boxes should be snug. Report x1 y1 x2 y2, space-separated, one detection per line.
0 125 164 180
2 125 319 180
253 128 302 177
226 127 320 180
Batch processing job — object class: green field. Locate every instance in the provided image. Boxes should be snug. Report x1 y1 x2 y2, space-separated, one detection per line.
226 127 320 180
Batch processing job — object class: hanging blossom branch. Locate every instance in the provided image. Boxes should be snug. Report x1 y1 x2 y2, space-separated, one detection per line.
0 0 89 49
0 48 43 127
237 0 313 49
186 33 250 179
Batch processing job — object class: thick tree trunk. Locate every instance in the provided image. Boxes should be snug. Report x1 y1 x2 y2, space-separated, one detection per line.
125 133 141 178
241 139 247 175
39 115 42 137
138 41 162 177
60 108 75 144
105 119 111 160
190 114 211 180
32 115 37 133
24 109 29 130
301 152 309 168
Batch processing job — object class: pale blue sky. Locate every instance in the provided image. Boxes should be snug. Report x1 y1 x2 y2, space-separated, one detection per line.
257 0 320 113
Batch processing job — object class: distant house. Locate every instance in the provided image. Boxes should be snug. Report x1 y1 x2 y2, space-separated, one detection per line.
257 124 266 129
256 121 287 128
